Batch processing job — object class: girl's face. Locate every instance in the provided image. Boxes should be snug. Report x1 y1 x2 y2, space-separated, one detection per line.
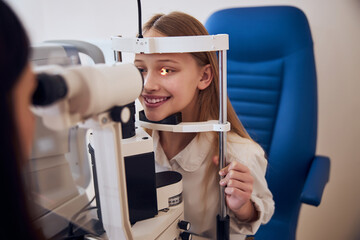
12 63 36 157
135 30 209 122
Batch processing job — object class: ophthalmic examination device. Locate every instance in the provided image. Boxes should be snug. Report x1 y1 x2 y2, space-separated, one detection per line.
30 3 231 239
31 33 230 240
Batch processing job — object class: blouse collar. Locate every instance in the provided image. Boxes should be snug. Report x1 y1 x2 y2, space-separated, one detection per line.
152 130 215 172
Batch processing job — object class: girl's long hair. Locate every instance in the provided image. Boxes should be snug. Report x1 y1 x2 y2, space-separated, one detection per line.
142 12 253 213
143 11 251 141
0 2 43 239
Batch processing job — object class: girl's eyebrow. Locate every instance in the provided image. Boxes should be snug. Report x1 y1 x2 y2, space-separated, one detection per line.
156 59 179 64
134 58 180 64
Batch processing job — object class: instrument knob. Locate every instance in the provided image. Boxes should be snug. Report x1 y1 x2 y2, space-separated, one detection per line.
180 231 192 240
178 220 191 231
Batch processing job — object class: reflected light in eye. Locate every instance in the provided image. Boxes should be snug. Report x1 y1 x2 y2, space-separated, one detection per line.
160 68 168 76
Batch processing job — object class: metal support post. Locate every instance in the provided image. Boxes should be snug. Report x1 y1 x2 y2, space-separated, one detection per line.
217 50 230 240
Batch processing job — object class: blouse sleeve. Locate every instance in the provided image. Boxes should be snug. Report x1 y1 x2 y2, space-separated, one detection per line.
227 139 275 236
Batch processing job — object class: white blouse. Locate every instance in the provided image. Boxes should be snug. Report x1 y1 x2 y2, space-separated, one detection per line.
153 130 274 240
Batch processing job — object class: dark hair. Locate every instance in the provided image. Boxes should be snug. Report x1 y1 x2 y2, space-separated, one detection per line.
0 1 43 239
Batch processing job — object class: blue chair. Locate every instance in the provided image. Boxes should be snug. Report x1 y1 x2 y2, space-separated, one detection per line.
205 6 330 240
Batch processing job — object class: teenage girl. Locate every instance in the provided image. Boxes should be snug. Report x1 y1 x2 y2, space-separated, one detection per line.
135 12 275 239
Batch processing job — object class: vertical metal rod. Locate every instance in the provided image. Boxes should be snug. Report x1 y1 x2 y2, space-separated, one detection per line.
219 50 228 219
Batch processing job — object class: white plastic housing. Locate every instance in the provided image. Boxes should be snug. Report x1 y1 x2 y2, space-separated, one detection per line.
63 63 143 117
111 34 229 54
136 120 230 133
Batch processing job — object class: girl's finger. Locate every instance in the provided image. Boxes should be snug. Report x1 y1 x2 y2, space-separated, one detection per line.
219 161 249 176
228 161 250 173
226 179 253 193
224 187 251 200
220 171 254 186
212 155 219 166
219 163 231 176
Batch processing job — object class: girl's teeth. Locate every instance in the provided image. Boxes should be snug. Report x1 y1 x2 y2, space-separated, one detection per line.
147 97 167 103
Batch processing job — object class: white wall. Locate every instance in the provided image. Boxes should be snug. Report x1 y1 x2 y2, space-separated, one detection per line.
6 0 360 239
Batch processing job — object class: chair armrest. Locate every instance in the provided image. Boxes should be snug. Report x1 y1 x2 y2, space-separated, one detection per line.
300 155 330 206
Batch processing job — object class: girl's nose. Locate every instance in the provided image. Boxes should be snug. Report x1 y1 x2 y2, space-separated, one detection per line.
143 71 160 92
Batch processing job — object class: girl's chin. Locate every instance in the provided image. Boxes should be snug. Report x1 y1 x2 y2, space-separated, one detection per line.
145 115 167 122
143 111 173 122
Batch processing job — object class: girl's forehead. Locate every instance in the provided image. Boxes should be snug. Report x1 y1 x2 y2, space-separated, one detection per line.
135 52 194 64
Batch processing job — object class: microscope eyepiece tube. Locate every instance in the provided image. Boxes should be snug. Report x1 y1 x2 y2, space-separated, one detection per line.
32 73 68 106
61 63 143 117
32 63 143 130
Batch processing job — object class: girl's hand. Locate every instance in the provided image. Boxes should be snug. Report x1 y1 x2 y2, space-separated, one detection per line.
213 156 258 222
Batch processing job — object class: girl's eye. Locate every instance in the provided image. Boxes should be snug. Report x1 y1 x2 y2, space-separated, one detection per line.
137 68 147 74
160 68 171 76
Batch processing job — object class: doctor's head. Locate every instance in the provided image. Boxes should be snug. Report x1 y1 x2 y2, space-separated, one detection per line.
135 12 220 122
0 2 42 239
0 1 36 159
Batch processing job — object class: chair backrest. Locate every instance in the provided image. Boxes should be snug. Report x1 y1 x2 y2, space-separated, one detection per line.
206 6 318 239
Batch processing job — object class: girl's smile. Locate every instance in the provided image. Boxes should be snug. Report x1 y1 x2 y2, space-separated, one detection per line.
142 95 170 108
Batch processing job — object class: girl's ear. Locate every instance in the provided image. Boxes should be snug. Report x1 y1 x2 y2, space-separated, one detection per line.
198 64 213 90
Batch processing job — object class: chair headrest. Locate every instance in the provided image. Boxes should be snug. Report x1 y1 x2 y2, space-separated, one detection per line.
205 6 313 62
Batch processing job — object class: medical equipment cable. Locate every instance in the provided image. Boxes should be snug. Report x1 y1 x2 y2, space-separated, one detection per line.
137 0 143 38
67 196 96 237
68 206 97 236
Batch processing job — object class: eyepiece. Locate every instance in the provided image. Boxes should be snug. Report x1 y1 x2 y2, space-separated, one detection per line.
32 73 68 106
